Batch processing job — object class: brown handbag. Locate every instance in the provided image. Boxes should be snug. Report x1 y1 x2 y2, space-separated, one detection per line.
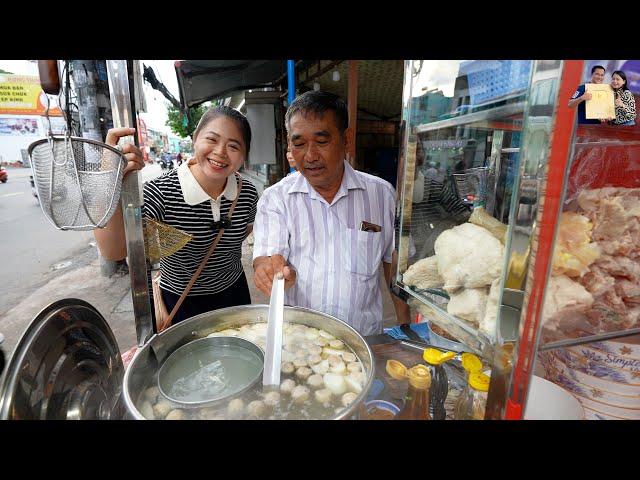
157 174 244 332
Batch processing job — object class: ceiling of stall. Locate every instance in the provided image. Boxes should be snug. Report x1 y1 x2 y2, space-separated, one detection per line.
175 60 405 121
298 60 404 121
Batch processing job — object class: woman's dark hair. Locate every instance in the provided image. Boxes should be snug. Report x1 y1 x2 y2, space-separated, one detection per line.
612 70 629 91
192 105 252 155
591 65 605 75
285 90 348 135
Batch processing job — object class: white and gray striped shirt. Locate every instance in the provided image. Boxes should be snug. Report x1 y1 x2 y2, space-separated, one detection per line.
143 163 258 296
253 160 396 335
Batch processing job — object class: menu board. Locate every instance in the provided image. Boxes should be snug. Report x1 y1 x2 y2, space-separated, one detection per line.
585 83 615 119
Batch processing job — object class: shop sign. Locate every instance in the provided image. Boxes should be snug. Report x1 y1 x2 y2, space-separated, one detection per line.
422 139 467 149
0 74 63 115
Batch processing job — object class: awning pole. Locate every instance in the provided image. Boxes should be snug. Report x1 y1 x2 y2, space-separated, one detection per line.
287 60 296 173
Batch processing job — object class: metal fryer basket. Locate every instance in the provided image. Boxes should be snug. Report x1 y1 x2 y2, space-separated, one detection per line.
452 166 489 209
28 135 126 231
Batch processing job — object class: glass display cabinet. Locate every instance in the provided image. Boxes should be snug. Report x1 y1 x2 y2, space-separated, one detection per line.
393 60 640 419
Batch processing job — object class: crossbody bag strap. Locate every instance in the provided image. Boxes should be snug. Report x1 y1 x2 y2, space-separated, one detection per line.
161 174 244 330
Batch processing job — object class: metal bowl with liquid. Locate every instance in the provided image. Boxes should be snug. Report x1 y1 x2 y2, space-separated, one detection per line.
123 305 375 420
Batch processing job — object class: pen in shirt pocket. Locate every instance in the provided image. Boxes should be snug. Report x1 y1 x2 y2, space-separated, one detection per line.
360 221 381 233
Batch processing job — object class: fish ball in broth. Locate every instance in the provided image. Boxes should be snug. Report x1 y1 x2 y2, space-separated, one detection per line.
311 359 329 375
341 352 357 363
306 374 324 389
291 385 310 404
308 345 322 356
293 357 308 368
280 379 297 394
263 391 280 408
307 354 322 365
166 409 186 420
349 371 365 386
319 330 335 340
295 366 313 381
281 350 296 363
246 400 267 418
314 388 333 404
140 401 155 419
329 361 346 374
227 398 245 419
281 362 295 374
144 386 159 403
347 362 362 373
305 328 320 340
327 355 342 367
342 392 358 407
153 400 172 419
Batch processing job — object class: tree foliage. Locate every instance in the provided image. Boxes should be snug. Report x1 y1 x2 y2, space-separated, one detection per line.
165 103 207 138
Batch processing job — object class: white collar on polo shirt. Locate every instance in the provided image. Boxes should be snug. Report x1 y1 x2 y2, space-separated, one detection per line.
177 158 237 206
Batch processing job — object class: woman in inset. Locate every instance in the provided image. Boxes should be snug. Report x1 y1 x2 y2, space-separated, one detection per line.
610 70 636 126
94 106 259 326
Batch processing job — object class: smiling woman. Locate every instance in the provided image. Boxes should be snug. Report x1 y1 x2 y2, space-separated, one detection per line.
93 106 259 328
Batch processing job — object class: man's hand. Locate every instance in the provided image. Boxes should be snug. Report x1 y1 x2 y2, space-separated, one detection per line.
253 254 296 297
583 91 592 101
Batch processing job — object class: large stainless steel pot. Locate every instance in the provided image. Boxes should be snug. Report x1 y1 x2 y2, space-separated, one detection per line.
124 305 376 420
0 300 375 420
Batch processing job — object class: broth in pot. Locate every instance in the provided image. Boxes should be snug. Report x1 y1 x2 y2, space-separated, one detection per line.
135 322 366 420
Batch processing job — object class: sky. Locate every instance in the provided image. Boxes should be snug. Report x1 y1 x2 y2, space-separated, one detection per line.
0 59 180 136
415 60 461 97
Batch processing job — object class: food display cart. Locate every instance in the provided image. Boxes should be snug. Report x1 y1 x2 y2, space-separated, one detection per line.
0 59 638 420
392 59 640 419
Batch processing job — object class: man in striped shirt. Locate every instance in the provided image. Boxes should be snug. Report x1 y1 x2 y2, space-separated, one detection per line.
253 91 407 335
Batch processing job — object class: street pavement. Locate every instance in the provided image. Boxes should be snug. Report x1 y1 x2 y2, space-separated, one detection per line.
0 163 399 363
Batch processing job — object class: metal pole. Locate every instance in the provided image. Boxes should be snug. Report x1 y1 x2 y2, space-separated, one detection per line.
287 60 296 174
106 60 154 347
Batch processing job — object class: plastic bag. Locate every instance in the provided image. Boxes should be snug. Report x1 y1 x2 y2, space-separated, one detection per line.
543 127 640 342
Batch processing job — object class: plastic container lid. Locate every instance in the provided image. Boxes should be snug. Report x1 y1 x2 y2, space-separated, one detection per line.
423 348 456 365
407 365 432 390
461 352 483 373
469 372 490 392
386 360 432 389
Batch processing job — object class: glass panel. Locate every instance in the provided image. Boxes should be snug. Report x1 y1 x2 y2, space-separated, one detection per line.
538 60 640 350
396 60 534 352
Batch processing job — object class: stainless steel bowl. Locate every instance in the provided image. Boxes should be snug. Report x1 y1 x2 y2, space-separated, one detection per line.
157 336 264 408
123 305 375 420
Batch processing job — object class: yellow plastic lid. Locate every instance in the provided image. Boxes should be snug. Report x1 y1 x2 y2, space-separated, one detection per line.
461 353 483 373
423 348 456 365
386 360 432 389
386 359 408 380
469 372 490 392
407 365 431 390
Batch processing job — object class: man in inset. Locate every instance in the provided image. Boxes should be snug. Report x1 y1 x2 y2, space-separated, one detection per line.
568 65 606 124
